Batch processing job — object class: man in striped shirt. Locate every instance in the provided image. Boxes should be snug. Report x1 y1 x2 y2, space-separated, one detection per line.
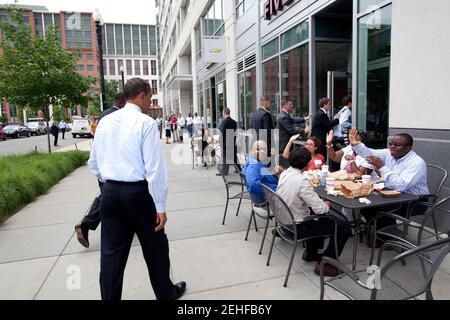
348 128 429 247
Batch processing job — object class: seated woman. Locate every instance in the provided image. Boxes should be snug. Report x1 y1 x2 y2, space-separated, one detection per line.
326 130 378 179
242 140 282 205
283 135 325 171
277 147 352 277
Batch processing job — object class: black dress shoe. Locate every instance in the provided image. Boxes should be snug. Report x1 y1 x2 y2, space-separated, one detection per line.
170 281 186 300
302 251 322 262
75 224 89 248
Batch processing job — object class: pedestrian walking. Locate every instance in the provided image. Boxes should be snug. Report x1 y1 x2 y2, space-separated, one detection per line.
177 113 185 143
59 120 67 139
193 112 202 137
252 96 275 157
88 78 186 300
311 97 339 161
156 115 164 139
164 116 172 144
50 121 59 146
186 113 194 138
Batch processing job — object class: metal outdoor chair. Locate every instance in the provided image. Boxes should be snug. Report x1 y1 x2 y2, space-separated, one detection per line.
261 184 339 287
320 238 450 300
422 164 448 205
219 163 250 225
369 196 450 265
243 182 274 255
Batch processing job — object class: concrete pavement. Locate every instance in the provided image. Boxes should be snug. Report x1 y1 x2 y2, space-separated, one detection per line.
1 137 449 300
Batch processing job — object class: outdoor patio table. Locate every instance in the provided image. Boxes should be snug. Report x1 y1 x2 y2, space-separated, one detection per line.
314 186 419 270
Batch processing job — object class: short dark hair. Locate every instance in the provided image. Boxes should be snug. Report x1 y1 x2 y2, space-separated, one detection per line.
307 136 321 148
289 147 312 170
319 98 330 108
114 92 126 107
223 107 230 115
356 130 368 144
282 98 292 107
396 133 414 147
342 96 352 106
123 78 151 100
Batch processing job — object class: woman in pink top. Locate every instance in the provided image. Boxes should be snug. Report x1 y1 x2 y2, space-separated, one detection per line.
282 135 325 171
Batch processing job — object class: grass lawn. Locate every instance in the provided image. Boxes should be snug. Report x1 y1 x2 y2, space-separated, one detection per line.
0 151 89 224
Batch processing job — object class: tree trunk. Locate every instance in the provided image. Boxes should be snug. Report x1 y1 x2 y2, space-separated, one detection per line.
44 106 52 154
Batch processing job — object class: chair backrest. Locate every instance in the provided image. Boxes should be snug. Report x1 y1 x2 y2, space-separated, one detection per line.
216 163 244 186
427 164 448 201
261 184 295 228
419 196 450 241
375 238 450 300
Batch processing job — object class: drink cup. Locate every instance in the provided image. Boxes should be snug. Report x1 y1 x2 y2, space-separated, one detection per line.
314 159 322 169
326 177 336 192
319 171 326 186
321 165 329 173
362 175 372 185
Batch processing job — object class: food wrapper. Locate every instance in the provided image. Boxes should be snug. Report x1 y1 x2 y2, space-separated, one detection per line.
340 181 373 199
329 170 361 181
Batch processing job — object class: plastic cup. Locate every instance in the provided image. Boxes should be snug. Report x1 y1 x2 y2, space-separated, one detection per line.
362 175 372 184
314 159 322 169
326 177 336 192
322 165 329 173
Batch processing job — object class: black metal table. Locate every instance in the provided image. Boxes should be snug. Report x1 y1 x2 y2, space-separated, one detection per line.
315 186 419 270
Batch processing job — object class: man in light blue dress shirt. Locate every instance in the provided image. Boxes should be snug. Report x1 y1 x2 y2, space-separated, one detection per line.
348 128 429 246
88 78 186 300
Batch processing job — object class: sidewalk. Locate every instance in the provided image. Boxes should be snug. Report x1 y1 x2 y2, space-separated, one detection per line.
1 138 449 300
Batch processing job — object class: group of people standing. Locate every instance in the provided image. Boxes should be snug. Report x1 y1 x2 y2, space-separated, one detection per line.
155 112 203 144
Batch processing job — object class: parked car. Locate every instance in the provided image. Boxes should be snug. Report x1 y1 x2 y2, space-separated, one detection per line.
3 125 32 138
26 121 47 135
0 126 7 140
72 118 92 138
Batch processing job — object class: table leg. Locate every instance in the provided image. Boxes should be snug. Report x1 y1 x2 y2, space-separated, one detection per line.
352 208 361 271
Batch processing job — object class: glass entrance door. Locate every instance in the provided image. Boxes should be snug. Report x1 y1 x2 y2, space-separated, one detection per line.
327 71 352 117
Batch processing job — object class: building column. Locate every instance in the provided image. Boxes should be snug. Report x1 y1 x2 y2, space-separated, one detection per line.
224 0 239 121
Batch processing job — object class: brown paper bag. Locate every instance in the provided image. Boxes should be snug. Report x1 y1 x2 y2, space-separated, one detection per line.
340 181 373 199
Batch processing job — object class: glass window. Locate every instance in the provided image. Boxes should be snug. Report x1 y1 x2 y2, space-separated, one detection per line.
106 24 115 54
35 14 44 36
109 60 116 76
126 59 132 75
262 39 279 60
195 25 202 60
152 99 158 106
132 25 140 55
87 64 94 72
115 24 123 55
118 59 124 73
281 21 308 51
152 80 158 94
141 26 149 56
78 64 84 72
238 67 257 130
135 60 141 75
359 0 386 13
65 14 92 49
358 5 391 148
280 44 309 118
143 60 149 75
263 56 280 120
123 25 132 54
151 60 157 75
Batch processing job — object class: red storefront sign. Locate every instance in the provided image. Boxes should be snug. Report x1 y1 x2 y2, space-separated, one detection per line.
264 0 294 20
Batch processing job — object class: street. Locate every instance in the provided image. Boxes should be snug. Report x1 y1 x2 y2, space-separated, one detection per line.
0 133 90 156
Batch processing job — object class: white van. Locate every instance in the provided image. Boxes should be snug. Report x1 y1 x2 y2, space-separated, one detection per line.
72 118 92 138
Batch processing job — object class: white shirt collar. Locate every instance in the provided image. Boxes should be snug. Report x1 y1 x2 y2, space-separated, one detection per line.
320 108 328 114
124 103 142 113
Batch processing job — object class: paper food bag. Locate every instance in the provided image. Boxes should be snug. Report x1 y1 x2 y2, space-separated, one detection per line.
340 181 373 199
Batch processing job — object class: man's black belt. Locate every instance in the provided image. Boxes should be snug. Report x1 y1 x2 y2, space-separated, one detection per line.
105 180 147 186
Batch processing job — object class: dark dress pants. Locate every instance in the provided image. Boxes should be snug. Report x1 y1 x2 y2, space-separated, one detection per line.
80 181 103 231
53 133 58 146
295 217 352 259
100 181 175 300
61 129 66 139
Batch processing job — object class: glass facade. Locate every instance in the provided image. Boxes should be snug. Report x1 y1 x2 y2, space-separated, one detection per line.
263 57 280 122
281 44 309 117
262 39 279 60
358 4 391 148
123 25 132 54
238 67 256 130
203 0 225 37
281 21 308 51
65 14 92 49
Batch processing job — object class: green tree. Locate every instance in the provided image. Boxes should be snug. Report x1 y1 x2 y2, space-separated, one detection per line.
51 105 67 122
0 7 95 153
89 80 119 112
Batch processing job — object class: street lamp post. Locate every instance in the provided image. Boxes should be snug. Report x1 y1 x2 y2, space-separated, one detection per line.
119 65 125 89
93 9 106 112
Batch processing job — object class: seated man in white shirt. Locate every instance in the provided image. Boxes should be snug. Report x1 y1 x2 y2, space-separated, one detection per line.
348 128 429 247
277 147 352 277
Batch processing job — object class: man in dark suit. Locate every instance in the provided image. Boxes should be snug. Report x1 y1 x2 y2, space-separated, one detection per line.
277 98 311 167
252 96 274 157
311 98 339 161
218 107 238 175
74 92 126 248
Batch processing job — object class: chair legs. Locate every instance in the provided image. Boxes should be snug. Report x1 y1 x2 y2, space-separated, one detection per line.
283 242 298 287
426 283 434 300
266 230 276 267
245 209 254 241
222 196 229 225
236 194 243 217
258 217 271 255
